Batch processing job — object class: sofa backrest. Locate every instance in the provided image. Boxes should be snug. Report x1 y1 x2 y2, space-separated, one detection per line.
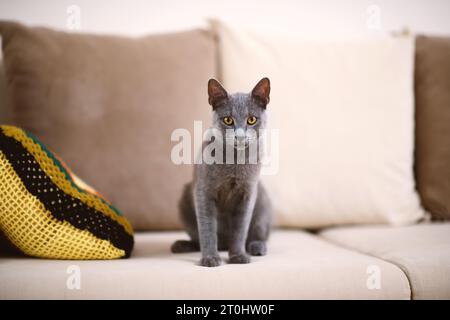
0 21 449 230
0 60 11 124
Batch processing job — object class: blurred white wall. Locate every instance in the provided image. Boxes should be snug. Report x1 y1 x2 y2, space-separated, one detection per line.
0 0 449 36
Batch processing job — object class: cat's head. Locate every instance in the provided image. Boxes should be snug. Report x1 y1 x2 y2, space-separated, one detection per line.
207 78 270 150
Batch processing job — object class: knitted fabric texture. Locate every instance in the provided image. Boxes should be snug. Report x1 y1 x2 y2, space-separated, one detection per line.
0 125 134 259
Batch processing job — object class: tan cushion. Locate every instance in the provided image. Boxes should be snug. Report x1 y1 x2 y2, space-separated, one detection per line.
415 36 450 220
320 223 450 299
0 21 215 230
0 61 11 123
0 230 410 299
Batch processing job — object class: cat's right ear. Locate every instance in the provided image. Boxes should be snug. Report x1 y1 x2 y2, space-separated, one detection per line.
208 79 228 109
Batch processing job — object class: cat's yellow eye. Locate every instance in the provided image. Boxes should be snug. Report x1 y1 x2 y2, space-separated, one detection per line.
247 116 257 125
223 117 234 126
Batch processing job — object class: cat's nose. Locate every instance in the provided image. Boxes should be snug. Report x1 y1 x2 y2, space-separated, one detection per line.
235 128 246 143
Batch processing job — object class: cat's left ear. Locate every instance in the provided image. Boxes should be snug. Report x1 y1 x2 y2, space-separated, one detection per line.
208 79 228 110
251 77 270 108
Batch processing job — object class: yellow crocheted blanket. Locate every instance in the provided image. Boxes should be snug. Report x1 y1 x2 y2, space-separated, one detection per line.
0 125 134 259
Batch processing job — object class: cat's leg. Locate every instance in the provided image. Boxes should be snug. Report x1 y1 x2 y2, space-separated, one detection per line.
194 184 222 267
171 240 200 253
217 213 229 251
171 183 200 253
228 185 257 264
247 182 272 256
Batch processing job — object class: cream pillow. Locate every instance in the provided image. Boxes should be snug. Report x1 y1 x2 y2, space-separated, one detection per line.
211 20 425 228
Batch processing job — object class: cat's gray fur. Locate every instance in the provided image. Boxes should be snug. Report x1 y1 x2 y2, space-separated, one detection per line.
171 78 272 267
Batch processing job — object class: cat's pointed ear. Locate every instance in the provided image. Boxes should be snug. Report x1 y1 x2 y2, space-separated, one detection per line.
251 77 270 108
208 79 228 109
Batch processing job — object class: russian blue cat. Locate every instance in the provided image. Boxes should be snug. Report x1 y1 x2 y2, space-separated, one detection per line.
171 78 272 267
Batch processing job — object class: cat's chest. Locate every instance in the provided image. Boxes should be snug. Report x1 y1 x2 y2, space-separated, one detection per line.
219 162 260 179
215 177 246 207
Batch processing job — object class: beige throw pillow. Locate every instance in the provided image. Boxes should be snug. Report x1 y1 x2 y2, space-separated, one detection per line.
211 20 425 228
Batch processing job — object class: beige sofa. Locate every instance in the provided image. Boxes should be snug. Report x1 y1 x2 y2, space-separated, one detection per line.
0 21 450 300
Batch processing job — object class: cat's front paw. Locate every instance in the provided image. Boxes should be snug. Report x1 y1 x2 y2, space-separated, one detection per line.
228 253 251 264
200 255 222 267
247 241 267 256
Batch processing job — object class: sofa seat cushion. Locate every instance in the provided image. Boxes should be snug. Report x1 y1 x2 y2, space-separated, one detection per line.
0 230 410 299
320 223 450 299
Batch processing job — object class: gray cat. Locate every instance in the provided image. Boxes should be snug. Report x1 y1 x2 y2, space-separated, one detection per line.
171 78 272 267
